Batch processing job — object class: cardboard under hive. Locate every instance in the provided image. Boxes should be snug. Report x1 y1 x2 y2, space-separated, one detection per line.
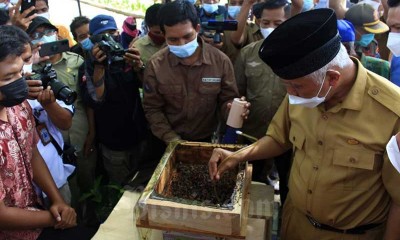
135 142 252 239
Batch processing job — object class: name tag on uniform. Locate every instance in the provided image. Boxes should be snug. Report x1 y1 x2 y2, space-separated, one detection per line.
202 78 221 83
37 124 51 146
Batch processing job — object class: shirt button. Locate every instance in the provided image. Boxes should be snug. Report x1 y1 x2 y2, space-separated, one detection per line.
322 114 328 120
349 157 356 163
371 88 379 95
318 141 323 145
313 165 319 170
307 189 313 194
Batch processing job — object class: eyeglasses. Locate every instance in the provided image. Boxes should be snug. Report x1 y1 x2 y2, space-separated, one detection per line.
31 29 56 40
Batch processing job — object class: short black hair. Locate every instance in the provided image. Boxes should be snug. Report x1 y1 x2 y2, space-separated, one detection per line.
257 0 290 18
388 0 400 8
0 25 29 62
145 3 163 27
70 16 90 39
158 0 199 33
0 9 9 26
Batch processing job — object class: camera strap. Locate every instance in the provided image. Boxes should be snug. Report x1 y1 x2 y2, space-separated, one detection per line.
33 114 63 156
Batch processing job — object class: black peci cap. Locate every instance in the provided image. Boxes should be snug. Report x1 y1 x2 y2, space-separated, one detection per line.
258 8 341 80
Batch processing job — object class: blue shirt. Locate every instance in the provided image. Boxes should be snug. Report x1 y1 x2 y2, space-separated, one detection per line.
391 56 400 86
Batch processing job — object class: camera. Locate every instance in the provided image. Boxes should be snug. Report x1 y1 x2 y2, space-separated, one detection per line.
30 64 77 105
90 33 126 68
200 20 238 44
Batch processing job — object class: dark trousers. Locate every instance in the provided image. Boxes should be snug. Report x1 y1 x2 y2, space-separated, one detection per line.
37 225 97 240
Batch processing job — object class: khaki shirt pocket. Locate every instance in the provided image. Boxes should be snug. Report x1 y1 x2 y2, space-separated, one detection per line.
158 84 184 113
331 147 382 190
198 84 220 114
289 127 306 176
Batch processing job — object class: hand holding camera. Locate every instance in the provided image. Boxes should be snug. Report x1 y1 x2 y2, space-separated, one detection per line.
28 64 77 105
124 46 144 70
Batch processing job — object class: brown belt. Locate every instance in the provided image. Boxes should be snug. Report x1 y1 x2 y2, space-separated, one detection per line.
306 215 381 235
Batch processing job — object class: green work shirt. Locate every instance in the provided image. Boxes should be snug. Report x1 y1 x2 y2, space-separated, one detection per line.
235 40 286 139
133 35 165 65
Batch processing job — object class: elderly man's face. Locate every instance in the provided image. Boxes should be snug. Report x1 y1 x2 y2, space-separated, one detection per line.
281 73 333 100
387 6 400 33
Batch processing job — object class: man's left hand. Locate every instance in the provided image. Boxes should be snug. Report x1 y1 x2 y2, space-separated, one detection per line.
49 202 77 230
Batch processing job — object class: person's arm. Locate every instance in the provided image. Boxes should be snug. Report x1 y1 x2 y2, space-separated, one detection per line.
8 0 36 31
142 61 181 143
329 0 347 19
38 87 72 130
31 146 76 229
209 135 287 180
382 0 389 22
0 200 55 230
230 0 256 47
384 202 400 240
291 0 304 16
91 45 106 99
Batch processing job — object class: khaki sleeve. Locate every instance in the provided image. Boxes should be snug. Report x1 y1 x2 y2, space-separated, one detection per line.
266 95 292 150
234 48 247 97
142 61 180 143
220 57 240 119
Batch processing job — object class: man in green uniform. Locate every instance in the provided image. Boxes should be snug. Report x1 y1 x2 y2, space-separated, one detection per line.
209 8 400 239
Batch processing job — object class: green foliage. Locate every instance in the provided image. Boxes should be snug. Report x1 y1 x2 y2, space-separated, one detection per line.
90 0 159 15
79 176 124 223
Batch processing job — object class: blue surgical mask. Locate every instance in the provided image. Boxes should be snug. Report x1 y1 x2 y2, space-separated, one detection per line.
356 33 375 47
168 35 199 58
0 3 7 9
203 3 219 13
80 37 94 50
288 74 332 108
186 0 196 4
31 34 57 45
228 6 241 19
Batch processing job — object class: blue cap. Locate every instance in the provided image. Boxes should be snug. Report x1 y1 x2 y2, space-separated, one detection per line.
337 19 355 42
89 14 118 35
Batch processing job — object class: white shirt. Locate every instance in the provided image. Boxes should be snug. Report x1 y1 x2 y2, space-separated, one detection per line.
28 99 75 188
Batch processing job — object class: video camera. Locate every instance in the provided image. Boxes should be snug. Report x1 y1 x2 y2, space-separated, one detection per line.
200 20 238 44
90 33 126 68
30 64 77 105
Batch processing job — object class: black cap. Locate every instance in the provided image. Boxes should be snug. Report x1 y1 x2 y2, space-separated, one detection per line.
258 8 341 80
26 16 58 34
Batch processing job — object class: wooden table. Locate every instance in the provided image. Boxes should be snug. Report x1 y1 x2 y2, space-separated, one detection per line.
92 182 274 240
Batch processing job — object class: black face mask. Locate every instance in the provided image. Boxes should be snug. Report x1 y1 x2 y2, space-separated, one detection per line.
0 76 28 107
112 34 121 43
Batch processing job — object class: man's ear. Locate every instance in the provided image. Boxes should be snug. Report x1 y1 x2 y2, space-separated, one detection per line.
195 23 201 33
326 70 340 87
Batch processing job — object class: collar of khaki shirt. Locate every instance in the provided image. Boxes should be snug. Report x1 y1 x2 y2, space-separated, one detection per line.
168 37 212 67
321 57 367 113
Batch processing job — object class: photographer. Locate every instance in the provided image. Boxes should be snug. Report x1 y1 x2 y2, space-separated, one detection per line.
26 16 97 210
85 14 147 185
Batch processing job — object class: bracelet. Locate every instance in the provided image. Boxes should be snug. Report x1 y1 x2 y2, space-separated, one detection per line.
93 76 104 88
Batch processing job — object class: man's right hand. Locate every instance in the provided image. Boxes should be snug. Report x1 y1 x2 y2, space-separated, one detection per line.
208 148 239 181
26 79 44 99
92 44 107 64
9 0 36 31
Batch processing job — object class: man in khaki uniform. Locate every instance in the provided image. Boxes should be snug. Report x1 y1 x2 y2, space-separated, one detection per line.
209 9 400 239
143 1 239 144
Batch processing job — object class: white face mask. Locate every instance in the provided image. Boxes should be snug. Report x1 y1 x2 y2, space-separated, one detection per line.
37 12 50 20
260 27 274 39
22 64 33 74
228 6 241 19
31 34 57 45
387 32 400 57
288 75 332 108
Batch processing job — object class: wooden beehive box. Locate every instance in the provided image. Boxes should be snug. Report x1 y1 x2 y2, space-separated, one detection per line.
135 141 252 239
